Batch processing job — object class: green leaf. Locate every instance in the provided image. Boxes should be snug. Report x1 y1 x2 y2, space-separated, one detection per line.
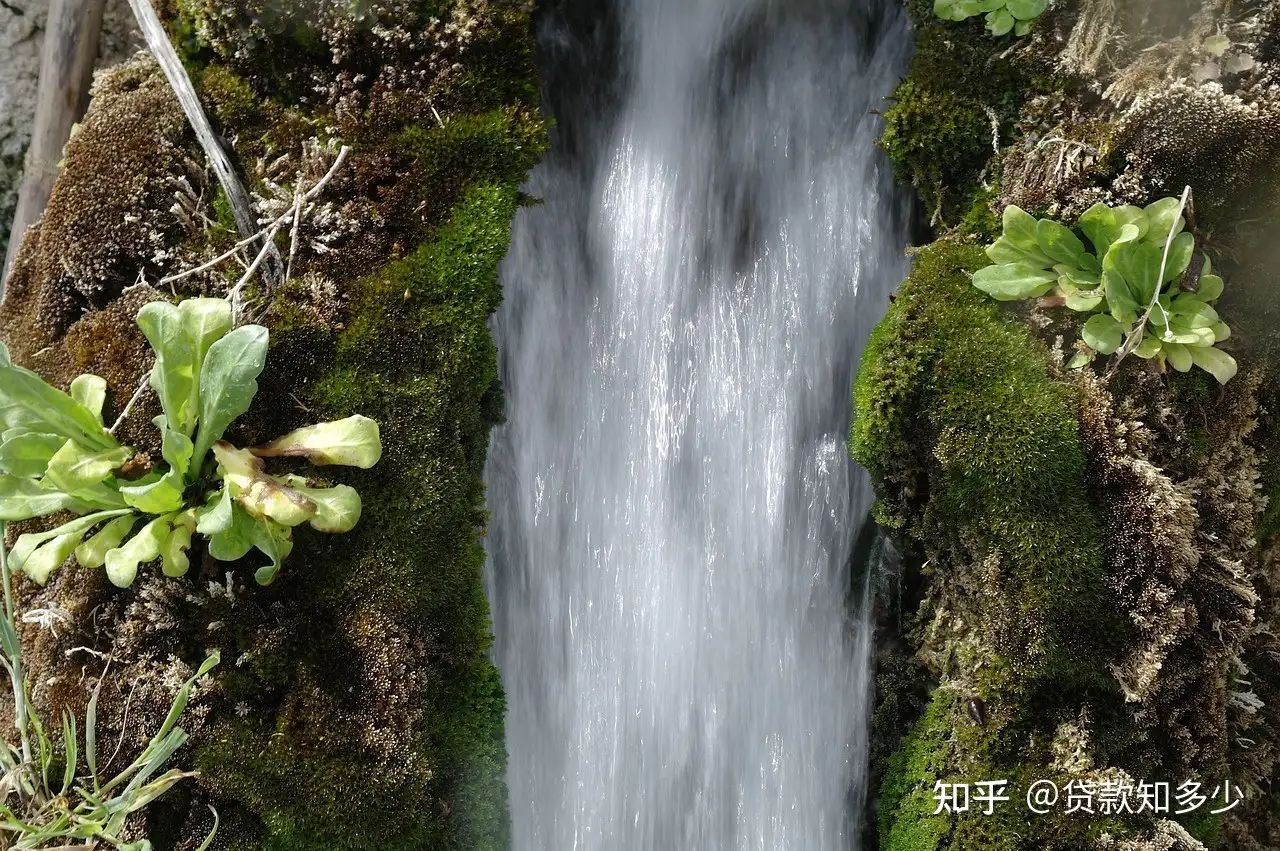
933 0 960 19
0 474 92 520
196 806 220 851
162 514 195 578
1204 34 1230 56
195 486 234 536
206 501 255 562
1082 314 1125 355
153 415 195 482
1036 219 1087 266
1064 290 1104 312
986 7 1015 35
136 298 234 439
251 415 382 469
1006 0 1047 19
1113 206 1150 240
972 263 1058 301
9 510 132 581
0 431 65 478
1162 231 1196 282
1143 197 1186 243
983 7 1013 34
1066 352 1091 370
1014 18 1032 35
191 325 269 474
1198 274 1225 301
137 303 194 436
1001 205 1042 253
250 519 294 585
1055 264 1101 288
1110 240 1164 305
70 375 108 425
61 711 77 793
0 358 118 451
1189 345 1237 384
1134 334 1163 359
1055 270 1104 311
277 475 363 533
1078 203 1118 257
120 471 185 514
1161 325 1212 346
43 440 133 494
1170 295 1219 329
104 513 177 588
23 532 86 585
76 514 140 569
1212 321 1231 342
1163 341 1193 373
1104 270 1141 325
986 236 1053 268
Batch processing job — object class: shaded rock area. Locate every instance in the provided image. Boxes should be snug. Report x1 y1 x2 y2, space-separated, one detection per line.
0 0 544 848
0 0 140 262
860 0 1280 849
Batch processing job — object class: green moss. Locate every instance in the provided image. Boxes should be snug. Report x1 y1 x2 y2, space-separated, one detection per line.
1177 807 1223 847
878 4 1034 225
878 696 951 851
880 80 993 222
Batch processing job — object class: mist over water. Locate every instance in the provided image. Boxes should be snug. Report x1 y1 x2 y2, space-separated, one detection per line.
484 1 912 848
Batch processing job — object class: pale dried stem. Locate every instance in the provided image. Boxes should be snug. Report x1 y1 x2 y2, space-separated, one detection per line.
1107 184 1192 376
125 0 284 287
109 373 152 435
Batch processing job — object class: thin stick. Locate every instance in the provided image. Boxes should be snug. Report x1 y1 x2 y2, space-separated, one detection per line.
2 0 107 291
124 0 284 289
159 146 349 288
159 228 272 286
1108 184 1192 374
109 373 151 435
284 179 305 284
228 222 285 323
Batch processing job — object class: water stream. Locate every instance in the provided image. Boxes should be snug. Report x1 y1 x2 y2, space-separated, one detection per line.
484 1 912 847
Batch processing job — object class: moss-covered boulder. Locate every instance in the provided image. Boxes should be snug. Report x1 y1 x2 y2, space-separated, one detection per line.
859 1 1280 848
0 1 545 848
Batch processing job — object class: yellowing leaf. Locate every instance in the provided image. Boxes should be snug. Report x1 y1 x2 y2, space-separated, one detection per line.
251 415 383 469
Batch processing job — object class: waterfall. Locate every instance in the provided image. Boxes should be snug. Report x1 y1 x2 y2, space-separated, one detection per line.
484 1 912 847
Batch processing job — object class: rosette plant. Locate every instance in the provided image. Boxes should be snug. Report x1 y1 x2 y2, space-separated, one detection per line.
933 0 1048 37
971 196 1237 384
0 297 381 588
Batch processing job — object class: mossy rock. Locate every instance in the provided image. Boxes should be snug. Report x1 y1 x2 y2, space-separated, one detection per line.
0 1 545 848
850 241 1164 849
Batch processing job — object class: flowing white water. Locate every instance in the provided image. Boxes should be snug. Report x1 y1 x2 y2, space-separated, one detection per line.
484 1 912 848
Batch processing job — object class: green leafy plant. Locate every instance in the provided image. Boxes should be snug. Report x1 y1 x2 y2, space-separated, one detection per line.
933 0 1048 37
0 297 382 588
0 521 220 849
971 194 1237 384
